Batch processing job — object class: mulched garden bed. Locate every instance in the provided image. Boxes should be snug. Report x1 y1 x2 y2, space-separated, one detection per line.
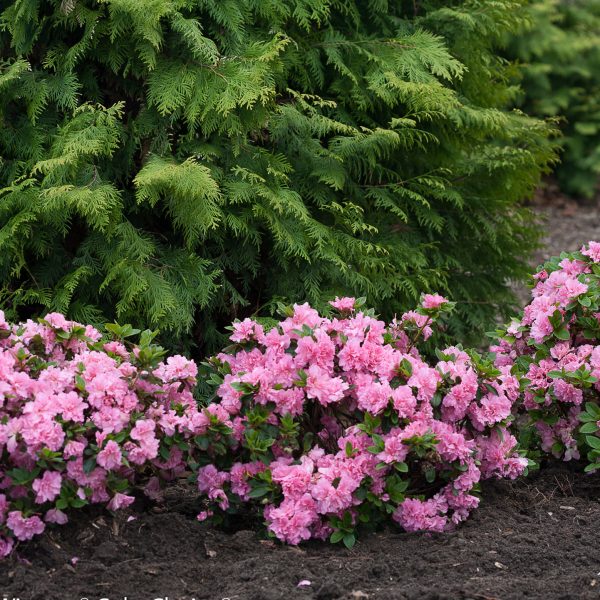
1 461 599 600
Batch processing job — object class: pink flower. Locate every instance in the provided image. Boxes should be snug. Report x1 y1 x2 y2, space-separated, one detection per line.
58 391 86 422
129 419 159 461
272 458 313 499
198 465 229 495
477 430 527 479
329 297 356 312
394 498 447 533
356 378 392 415
469 393 512 431
582 241 600 262
97 440 123 471
391 386 417 418
266 494 318 545
295 330 335 370
107 493 135 511
377 433 409 464
153 355 198 382
64 440 86 459
553 378 583 405
401 311 433 341
45 509 68 525
407 364 440 401
0 536 13 558
311 474 360 514
6 511 45 541
44 312 72 331
305 365 348 406
0 494 9 524
230 318 264 343
32 471 62 504
421 294 448 310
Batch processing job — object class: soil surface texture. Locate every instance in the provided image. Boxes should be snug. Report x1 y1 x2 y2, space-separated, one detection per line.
531 183 600 264
1 462 599 600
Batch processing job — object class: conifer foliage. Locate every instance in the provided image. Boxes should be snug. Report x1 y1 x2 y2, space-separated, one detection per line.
510 0 600 197
0 0 555 353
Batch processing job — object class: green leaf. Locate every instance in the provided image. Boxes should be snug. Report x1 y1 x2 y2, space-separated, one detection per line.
330 530 345 544
83 457 97 474
586 435 600 450
586 403 600 419
580 422 599 434
247 486 270 499
425 468 436 483
55 498 68 510
554 327 570 341
70 497 88 508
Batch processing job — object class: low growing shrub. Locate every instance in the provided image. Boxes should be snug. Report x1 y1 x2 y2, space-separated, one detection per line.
196 296 528 547
493 242 600 470
0 311 202 555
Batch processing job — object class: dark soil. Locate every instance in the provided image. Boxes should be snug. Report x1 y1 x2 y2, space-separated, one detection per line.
2 462 600 600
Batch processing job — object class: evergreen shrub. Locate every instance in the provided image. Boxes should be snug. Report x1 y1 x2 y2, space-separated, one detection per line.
509 0 600 197
0 0 556 354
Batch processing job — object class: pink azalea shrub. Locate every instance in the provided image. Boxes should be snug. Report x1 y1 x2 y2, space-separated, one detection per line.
196 296 528 547
492 241 600 470
0 313 202 556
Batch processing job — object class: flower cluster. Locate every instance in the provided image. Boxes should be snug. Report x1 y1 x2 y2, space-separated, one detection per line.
0 314 202 556
492 242 600 470
196 296 527 546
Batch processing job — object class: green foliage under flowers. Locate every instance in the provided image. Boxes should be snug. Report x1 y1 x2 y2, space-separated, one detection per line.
509 0 600 197
0 0 556 355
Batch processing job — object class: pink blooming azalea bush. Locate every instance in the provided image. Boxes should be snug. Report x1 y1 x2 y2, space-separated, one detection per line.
0 313 203 556
196 296 528 547
492 242 600 471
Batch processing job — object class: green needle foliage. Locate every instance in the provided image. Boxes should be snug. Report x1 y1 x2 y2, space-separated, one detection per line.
0 0 556 354
509 0 600 198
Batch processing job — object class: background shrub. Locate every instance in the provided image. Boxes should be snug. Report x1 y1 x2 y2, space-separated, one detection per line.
0 0 555 355
509 0 600 198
